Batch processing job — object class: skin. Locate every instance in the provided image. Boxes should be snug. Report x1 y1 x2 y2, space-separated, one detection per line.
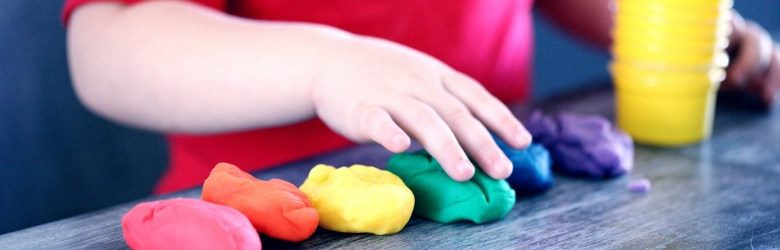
723 12 780 107
68 1 527 181
67 0 778 182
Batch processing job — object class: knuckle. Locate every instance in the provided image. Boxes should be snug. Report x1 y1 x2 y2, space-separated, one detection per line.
353 104 382 136
471 90 497 106
409 69 441 84
412 105 439 125
421 129 458 151
444 106 474 124
434 140 462 158
386 132 409 149
353 103 376 122
477 137 497 153
418 79 447 95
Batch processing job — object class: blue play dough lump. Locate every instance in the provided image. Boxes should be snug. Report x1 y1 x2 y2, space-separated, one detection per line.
494 136 554 196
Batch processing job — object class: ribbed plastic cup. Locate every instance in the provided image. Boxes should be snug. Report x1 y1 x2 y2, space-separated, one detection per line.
611 63 723 146
611 0 731 146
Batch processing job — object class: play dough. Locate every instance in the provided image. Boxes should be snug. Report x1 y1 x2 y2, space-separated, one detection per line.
121 198 261 250
299 164 414 235
628 178 652 193
388 151 516 224
494 137 554 195
525 111 634 178
201 163 319 242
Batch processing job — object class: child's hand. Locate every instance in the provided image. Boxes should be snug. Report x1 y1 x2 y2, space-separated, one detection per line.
310 35 532 181
66 1 530 181
724 12 780 108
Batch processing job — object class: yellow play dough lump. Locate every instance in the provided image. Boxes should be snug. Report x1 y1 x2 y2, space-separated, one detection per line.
299 164 414 235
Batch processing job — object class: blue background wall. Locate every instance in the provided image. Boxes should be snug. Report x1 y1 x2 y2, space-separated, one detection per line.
0 1 168 234
0 0 778 234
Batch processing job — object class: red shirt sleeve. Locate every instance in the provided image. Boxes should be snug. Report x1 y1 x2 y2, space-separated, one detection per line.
62 0 228 26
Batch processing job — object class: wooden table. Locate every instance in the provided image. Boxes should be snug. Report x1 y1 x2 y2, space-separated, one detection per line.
1 87 778 249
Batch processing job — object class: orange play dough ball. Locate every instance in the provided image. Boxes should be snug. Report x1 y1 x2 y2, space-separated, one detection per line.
202 163 319 242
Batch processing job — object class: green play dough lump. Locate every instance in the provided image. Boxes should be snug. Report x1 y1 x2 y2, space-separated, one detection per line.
387 150 516 224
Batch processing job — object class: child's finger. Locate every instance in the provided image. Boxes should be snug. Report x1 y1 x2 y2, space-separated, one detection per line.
386 99 475 181
354 104 411 153
414 90 513 179
443 72 532 149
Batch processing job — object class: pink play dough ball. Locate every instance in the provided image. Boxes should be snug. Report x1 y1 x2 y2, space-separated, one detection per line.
121 198 261 250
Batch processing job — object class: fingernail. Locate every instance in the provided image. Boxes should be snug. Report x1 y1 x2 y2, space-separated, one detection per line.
456 158 473 178
392 134 407 147
522 130 533 142
493 157 513 178
515 129 532 147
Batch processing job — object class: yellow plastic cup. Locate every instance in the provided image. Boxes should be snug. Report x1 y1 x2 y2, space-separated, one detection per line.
613 33 729 52
611 53 729 75
610 63 721 146
611 62 725 89
617 11 728 26
625 0 733 8
610 0 731 146
618 1 731 12
613 46 727 67
614 26 730 43
612 36 729 56
613 40 721 54
617 8 727 24
617 2 730 21
615 14 722 24
614 16 731 39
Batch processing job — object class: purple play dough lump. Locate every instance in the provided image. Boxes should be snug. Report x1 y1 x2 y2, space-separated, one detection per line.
525 111 634 178
628 178 651 193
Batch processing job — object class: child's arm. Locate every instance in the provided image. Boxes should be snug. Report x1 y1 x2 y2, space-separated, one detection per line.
68 1 531 181
537 0 779 107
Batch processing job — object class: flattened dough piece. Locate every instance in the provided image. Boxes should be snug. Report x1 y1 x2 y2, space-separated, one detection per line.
121 198 261 250
494 137 554 195
202 163 319 242
388 151 515 224
300 164 414 235
526 111 634 178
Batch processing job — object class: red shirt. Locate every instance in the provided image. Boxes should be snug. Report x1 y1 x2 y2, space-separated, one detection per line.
63 0 534 194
